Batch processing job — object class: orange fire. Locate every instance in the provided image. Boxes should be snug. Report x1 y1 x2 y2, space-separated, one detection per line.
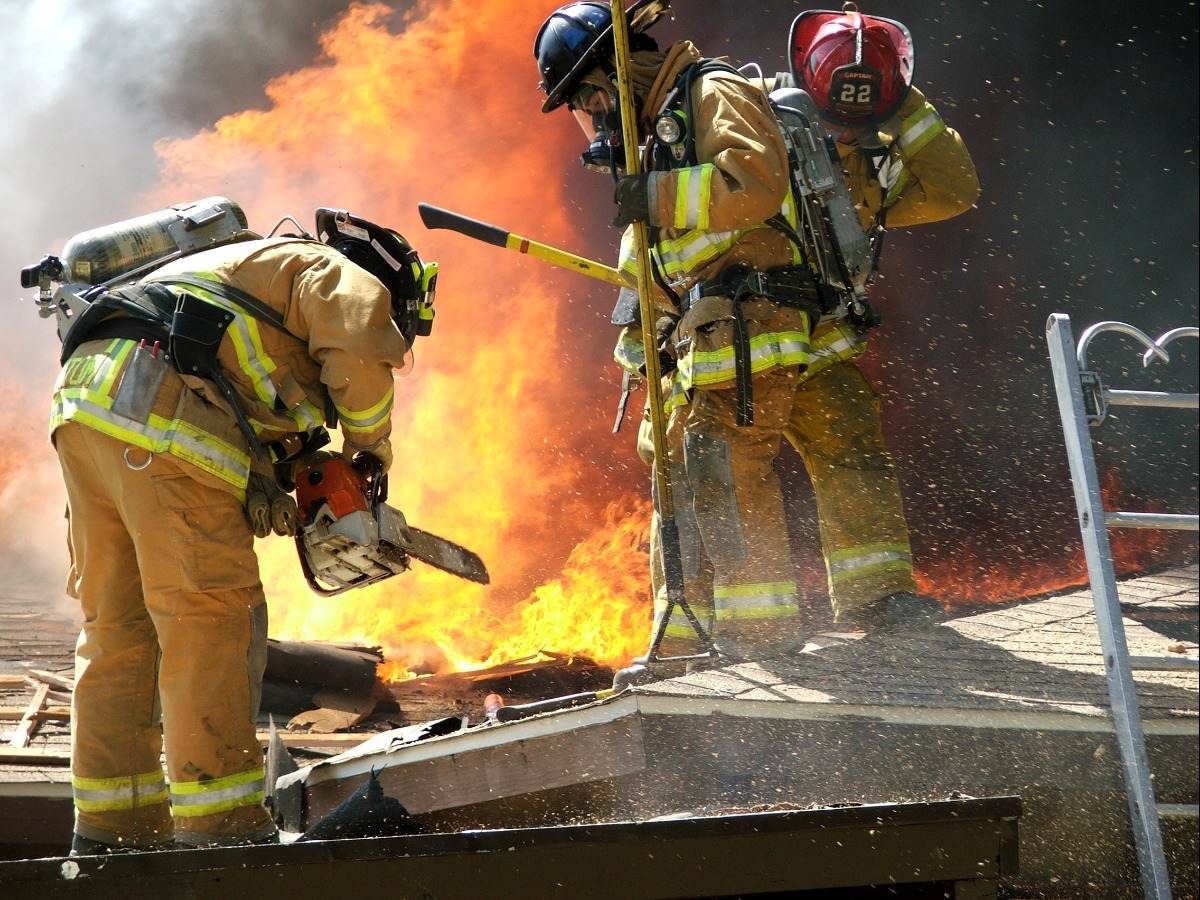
916 468 1193 603
149 1 653 677
128 1 1192 678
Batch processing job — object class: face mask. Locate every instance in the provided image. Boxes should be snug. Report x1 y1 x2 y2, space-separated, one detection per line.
580 110 626 175
570 85 626 177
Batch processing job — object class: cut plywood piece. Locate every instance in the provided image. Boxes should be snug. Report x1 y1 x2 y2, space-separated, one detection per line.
303 710 647 821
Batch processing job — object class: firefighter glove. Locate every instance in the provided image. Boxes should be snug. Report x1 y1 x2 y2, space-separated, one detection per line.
342 436 393 474
244 471 300 538
613 174 650 228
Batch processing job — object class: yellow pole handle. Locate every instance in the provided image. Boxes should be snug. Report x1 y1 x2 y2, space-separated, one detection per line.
610 1 676 526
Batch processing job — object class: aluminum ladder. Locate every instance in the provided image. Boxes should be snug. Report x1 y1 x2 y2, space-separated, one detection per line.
1046 314 1199 899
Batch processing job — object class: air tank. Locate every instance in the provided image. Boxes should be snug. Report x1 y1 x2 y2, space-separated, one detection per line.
60 196 249 285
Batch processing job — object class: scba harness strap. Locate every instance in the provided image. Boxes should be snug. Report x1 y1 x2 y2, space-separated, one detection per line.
60 277 331 462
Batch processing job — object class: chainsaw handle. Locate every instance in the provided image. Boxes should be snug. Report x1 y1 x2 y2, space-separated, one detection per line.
350 452 388 505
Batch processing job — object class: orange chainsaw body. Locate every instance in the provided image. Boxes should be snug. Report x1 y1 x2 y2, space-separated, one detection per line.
296 458 370 523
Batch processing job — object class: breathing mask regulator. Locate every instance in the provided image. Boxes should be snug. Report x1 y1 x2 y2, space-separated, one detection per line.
314 208 438 347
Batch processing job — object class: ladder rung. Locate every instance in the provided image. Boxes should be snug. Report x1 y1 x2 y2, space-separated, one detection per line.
1156 804 1199 818
1105 389 1199 410
1104 511 1199 531
1128 655 1199 671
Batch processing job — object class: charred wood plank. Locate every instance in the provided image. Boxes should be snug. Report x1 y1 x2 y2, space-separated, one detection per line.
265 640 381 694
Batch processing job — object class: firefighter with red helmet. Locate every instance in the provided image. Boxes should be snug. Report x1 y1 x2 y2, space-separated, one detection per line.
534 2 978 657
781 3 980 633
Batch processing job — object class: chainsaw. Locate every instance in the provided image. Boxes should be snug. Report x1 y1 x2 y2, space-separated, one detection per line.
294 456 489 596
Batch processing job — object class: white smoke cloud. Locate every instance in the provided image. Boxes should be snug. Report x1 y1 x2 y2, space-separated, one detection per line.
0 0 354 621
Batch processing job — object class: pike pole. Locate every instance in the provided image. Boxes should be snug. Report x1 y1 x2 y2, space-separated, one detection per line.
610 1 716 687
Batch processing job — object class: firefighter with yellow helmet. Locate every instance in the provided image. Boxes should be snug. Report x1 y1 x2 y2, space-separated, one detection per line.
534 2 979 657
32 202 434 852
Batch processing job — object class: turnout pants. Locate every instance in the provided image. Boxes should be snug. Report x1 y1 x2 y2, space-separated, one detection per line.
55 423 274 847
649 359 917 656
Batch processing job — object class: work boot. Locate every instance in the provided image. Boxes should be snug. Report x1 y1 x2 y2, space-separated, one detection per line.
837 594 946 634
835 598 887 632
881 592 947 630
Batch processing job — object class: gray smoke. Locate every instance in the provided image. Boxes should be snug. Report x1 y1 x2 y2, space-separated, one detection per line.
0 0 354 597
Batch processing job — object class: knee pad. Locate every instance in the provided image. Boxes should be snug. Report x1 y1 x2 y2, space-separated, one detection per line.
683 430 747 566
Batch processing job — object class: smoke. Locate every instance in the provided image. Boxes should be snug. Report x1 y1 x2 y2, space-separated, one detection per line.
0 0 357 605
0 0 1194 641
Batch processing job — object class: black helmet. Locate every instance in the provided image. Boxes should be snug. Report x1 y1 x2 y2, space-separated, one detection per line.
315 208 435 347
534 1 669 114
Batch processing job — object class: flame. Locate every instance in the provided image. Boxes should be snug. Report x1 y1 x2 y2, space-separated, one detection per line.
915 468 1194 603
149 1 652 678
18 2 1183 678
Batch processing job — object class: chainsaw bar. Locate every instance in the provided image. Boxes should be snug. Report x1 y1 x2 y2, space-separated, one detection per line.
396 525 490 585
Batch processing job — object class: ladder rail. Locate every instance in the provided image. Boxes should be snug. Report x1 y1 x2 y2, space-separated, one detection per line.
1045 314 1190 900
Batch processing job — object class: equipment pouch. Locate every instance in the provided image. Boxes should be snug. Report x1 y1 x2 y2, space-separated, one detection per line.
676 296 736 392
111 342 168 422
169 291 234 379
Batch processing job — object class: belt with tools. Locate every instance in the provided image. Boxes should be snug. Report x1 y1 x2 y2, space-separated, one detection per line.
684 265 832 426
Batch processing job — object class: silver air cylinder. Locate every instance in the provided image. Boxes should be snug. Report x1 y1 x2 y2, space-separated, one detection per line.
60 196 249 286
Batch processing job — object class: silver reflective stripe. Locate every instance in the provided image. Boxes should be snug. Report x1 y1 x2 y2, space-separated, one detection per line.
684 166 705 229
57 392 249 485
74 779 167 804
170 776 265 808
828 549 912 576
715 590 796 611
898 110 943 155
186 288 279 410
646 171 664 225
338 398 393 430
812 334 860 359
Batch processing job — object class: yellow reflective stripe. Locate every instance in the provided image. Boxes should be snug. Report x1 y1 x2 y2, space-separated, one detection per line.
171 790 266 818
662 375 689 415
336 388 393 424
335 387 394 435
828 542 912 585
73 770 168 813
713 604 800 621
673 167 692 229
671 164 715 231
169 767 263 796
884 167 912 208
613 328 646 373
679 328 811 389
828 541 910 565
714 580 797 599
829 559 911 585
95 339 135 396
170 767 265 818
714 581 798 618
804 324 868 380
52 388 250 496
897 103 946 161
170 274 280 413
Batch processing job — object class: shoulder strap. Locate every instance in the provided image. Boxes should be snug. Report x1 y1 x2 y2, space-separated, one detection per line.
58 283 176 365
149 275 290 334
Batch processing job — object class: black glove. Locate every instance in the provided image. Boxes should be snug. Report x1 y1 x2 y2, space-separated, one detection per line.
612 174 650 228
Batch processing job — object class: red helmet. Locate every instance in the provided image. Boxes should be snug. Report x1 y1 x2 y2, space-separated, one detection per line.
790 3 914 127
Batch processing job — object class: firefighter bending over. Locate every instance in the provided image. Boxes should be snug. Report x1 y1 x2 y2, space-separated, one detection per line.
42 204 433 852
534 3 979 659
